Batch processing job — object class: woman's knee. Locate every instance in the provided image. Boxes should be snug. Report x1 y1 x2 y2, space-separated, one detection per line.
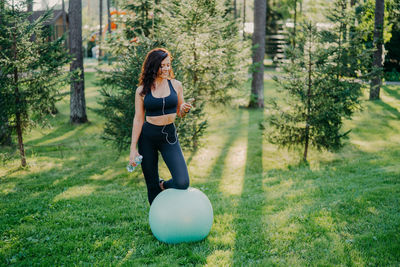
175 177 189 189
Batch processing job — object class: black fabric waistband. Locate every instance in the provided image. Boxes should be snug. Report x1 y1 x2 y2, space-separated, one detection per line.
143 121 174 129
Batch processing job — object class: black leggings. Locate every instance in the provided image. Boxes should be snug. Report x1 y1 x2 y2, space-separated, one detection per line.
138 122 190 204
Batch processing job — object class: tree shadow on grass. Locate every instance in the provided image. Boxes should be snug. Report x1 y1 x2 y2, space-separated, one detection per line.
1 74 155 264
226 95 400 266
373 99 400 119
25 122 91 147
0 148 149 265
3 106 238 264
232 108 267 266
346 96 400 145
384 85 400 100
18 108 249 266
257 146 400 266
132 109 247 266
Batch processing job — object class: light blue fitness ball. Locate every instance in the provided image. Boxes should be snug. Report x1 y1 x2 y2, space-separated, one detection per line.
149 187 213 244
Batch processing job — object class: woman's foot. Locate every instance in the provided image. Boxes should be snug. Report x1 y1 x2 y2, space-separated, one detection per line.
159 179 165 191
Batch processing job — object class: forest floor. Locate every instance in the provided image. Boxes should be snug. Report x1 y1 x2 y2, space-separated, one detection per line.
1 71 399 266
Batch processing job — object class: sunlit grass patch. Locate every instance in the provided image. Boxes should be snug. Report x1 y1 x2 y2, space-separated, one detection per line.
205 249 233 266
217 131 247 196
1 72 399 266
53 184 99 201
208 213 236 247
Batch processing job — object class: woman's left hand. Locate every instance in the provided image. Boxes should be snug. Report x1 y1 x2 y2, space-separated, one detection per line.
180 102 193 114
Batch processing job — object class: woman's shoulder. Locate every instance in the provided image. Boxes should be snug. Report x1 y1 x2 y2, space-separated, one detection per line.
136 85 144 95
170 79 182 90
136 85 146 100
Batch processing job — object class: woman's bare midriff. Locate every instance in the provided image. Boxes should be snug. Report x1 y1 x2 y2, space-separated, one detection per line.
146 113 177 126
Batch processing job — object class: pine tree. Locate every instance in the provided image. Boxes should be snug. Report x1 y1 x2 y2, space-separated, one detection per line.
97 1 166 152
355 0 393 48
99 0 103 59
123 0 162 39
0 2 12 146
97 41 161 152
384 0 400 76
98 0 249 152
266 18 368 162
159 0 249 149
354 0 394 94
0 82 13 146
326 0 373 78
100 0 163 61
0 2 70 166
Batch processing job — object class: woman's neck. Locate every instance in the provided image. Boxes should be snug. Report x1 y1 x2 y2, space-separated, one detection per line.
153 77 165 88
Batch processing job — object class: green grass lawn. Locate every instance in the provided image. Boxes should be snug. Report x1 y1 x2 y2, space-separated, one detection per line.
1 71 399 266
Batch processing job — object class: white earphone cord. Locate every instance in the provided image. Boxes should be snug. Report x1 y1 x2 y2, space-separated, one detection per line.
161 97 178 145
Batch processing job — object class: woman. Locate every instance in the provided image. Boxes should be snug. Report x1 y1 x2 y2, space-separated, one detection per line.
129 48 193 205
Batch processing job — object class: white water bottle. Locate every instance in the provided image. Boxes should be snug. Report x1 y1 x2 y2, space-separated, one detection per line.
127 155 143 172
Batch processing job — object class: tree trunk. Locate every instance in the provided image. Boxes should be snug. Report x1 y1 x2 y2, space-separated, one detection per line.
300 0 302 14
99 0 103 60
15 107 26 167
248 0 266 108
107 0 111 33
0 0 12 146
303 123 309 162
0 116 12 146
304 32 313 163
27 0 33 21
234 0 237 18
151 1 155 37
62 0 67 49
293 0 297 48
69 0 88 124
27 0 34 41
13 29 27 166
243 0 246 39
370 0 384 100
349 0 357 76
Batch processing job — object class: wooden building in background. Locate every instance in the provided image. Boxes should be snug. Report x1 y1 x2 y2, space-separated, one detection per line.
29 9 69 44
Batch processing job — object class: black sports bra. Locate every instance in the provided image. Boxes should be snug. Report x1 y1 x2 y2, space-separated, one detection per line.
144 80 178 116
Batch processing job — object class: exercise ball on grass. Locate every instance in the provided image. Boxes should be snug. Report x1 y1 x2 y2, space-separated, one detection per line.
149 187 213 244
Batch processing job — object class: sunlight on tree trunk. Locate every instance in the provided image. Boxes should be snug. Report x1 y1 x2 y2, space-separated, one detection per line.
69 0 88 123
249 0 266 108
99 0 103 60
370 0 384 100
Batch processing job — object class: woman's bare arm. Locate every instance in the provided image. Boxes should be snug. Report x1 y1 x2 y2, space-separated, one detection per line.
130 87 145 161
175 80 192 118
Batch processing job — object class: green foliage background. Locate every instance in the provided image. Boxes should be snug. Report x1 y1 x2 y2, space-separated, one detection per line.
0 3 71 145
97 0 250 152
267 16 370 158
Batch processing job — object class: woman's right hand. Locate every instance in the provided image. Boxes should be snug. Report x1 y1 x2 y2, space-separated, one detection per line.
129 149 140 166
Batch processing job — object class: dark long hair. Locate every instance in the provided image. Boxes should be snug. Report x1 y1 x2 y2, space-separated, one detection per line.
138 48 175 96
